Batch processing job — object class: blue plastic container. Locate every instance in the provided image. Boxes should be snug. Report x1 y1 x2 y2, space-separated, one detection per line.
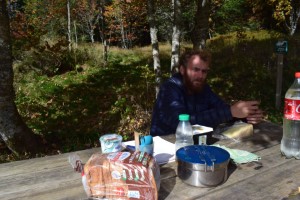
100 134 123 153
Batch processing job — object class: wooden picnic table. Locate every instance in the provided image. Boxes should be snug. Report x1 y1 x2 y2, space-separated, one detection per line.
0 121 299 200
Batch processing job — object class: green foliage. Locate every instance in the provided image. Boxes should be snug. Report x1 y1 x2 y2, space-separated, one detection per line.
207 30 300 124
14 39 71 77
9 30 300 162
14 45 156 153
9 0 300 53
13 40 106 78
212 0 258 33
105 0 150 47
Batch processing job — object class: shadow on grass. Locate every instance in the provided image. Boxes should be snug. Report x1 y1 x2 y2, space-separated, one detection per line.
19 59 157 153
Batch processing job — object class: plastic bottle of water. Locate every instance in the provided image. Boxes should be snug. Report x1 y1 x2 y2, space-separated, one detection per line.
281 72 300 159
175 114 193 152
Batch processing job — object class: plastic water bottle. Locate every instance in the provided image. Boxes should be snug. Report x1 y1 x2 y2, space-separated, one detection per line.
175 114 193 152
281 72 300 159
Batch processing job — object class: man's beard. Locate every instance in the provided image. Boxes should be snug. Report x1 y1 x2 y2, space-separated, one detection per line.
184 75 205 94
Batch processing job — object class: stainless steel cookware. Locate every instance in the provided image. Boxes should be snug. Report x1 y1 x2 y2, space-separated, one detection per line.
176 145 230 187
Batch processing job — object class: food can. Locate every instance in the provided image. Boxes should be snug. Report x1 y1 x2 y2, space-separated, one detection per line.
100 134 123 153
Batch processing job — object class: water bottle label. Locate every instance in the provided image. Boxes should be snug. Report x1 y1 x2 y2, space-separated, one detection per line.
284 98 300 120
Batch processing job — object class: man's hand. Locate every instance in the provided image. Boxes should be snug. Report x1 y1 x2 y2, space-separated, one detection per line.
230 101 264 124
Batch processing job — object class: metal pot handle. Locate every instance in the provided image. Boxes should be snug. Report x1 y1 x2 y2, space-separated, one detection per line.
200 145 216 172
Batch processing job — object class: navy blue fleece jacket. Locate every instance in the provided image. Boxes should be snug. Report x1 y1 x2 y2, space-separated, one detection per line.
150 73 233 136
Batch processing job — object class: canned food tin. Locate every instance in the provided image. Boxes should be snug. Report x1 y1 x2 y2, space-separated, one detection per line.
100 134 123 153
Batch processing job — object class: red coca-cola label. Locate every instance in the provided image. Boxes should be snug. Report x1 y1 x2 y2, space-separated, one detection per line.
284 98 300 120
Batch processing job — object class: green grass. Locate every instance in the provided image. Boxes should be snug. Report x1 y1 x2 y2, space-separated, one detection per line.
2 30 298 162
207 30 299 120
13 47 156 155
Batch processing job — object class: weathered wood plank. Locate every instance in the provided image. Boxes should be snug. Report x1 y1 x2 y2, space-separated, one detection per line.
0 148 100 200
194 158 300 200
213 121 283 152
0 121 288 200
159 138 295 199
158 121 283 181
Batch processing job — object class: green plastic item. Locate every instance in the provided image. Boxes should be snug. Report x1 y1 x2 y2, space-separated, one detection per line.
212 144 261 164
179 114 190 121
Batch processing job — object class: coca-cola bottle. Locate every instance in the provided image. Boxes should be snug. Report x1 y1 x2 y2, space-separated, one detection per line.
281 72 300 159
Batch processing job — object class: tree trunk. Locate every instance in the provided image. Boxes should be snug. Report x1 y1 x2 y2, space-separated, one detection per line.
73 20 78 48
192 0 211 50
67 0 72 51
0 0 42 156
147 0 161 97
89 24 95 43
288 4 300 36
170 0 182 74
120 12 127 49
99 1 108 62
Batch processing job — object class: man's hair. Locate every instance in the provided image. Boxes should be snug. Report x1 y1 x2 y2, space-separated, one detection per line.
179 49 212 68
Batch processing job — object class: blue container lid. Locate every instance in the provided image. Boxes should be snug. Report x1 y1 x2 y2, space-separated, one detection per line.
100 134 122 143
176 145 230 166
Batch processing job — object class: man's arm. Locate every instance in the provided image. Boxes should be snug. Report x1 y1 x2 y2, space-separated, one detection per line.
189 87 233 128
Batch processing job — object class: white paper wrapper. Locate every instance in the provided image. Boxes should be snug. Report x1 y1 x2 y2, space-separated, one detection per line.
192 125 213 134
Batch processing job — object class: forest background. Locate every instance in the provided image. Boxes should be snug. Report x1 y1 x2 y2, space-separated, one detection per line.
1 0 300 163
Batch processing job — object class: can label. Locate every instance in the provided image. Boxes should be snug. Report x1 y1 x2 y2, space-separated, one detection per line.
284 98 300 120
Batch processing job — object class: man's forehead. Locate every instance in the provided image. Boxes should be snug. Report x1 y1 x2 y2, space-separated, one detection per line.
188 55 209 67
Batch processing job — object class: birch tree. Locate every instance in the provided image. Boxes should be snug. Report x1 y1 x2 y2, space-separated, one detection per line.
170 0 182 74
105 0 148 48
0 0 42 156
106 1 128 48
75 0 100 43
67 0 72 51
147 0 161 96
99 0 108 62
272 0 300 36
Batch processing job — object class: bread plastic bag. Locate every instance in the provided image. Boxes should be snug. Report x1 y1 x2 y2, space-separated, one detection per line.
68 153 92 197
81 151 160 200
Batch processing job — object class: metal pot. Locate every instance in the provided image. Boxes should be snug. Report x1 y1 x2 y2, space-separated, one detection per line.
176 145 230 187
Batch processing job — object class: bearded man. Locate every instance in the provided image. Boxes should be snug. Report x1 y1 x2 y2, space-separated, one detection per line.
150 49 263 136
